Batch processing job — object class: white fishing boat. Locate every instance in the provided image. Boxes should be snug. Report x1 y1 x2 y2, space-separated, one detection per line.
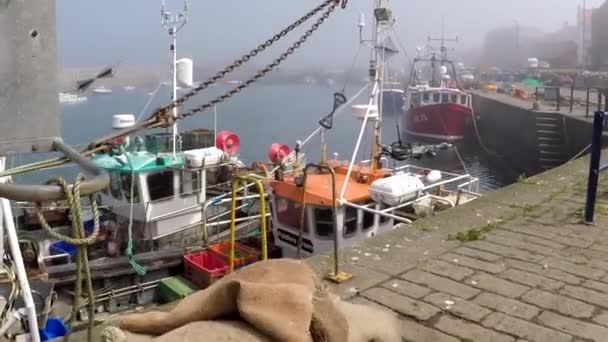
92 86 112 94
123 85 136 92
58 92 88 104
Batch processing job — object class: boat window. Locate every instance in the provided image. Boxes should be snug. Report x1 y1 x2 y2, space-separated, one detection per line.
362 208 375 231
121 174 140 203
460 95 467 105
147 171 175 201
315 207 334 238
344 206 358 238
276 198 308 233
442 93 449 103
180 170 200 197
110 172 122 200
422 93 430 103
411 93 421 106
432 93 440 103
451 94 458 103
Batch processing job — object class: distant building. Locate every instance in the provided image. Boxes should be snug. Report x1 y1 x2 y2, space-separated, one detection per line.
591 1 608 70
577 5 593 67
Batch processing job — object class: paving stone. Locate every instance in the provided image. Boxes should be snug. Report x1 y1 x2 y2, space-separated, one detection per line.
552 235 594 248
435 315 514 342
400 270 480 299
500 269 564 291
349 297 398 316
499 225 557 239
400 318 460 342
468 241 544 263
560 285 608 309
423 292 492 322
380 279 431 299
419 259 474 281
453 246 502 262
583 279 608 294
440 253 505 274
361 287 440 321
467 273 530 298
592 311 608 327
493 229 566 249
543 258 606 280
473 292 541 320
483 312 572 342
521 289 595 319
505 258 582 285
486 234 558 257
538 311 608 341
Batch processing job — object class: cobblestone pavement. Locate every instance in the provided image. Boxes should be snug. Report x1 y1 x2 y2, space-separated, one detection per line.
309 157 608 341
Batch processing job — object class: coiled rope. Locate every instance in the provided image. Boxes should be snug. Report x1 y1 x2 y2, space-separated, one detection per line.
35 175 98 342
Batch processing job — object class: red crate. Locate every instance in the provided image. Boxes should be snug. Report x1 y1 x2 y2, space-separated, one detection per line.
208 241 260 269
183 251 228 288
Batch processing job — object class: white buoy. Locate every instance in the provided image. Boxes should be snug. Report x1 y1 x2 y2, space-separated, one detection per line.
176 58 194 88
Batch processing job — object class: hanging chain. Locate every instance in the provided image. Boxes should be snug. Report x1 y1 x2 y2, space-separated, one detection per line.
147 0 341 126
176 2 338 120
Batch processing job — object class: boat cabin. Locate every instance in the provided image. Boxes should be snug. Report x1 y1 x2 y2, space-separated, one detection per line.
406 87 472 110
91 137 237 241
268 161 395 257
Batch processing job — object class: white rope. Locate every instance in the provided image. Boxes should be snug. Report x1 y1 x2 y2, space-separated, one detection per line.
136 83 164 122
299 83 370 149
339 81 379 200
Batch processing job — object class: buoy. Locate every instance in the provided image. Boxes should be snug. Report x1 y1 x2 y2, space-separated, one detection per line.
215 131 240 154
268 143 290 163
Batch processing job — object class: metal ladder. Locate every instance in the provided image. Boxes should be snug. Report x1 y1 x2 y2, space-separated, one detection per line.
535 113 566 170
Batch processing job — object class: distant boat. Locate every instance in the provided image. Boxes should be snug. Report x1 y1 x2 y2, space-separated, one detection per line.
92 86 112 94
123 86 136 92
58 92 87 104
227 80 242 85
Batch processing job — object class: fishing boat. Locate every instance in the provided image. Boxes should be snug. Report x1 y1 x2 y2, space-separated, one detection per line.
381 86 404 115
58 92 88 104
92 86 113 94
266 2 480 258
402 26 473 142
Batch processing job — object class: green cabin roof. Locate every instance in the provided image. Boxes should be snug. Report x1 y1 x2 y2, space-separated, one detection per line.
91 152 185 173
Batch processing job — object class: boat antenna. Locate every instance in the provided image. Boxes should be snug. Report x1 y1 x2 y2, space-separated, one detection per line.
428 16 458 63
161 0 189 162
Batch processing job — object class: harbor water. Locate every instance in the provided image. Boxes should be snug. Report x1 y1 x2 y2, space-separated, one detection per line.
13 83 519 191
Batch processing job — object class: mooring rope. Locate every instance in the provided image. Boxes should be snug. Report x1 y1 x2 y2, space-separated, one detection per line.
35 175 98 342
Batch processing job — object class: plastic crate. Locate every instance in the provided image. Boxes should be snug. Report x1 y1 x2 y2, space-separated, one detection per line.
184 251 228 288
49 241 76 262
159 276 197 303
208 241 259 269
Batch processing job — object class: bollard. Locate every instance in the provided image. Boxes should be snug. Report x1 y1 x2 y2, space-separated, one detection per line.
584 111 606 225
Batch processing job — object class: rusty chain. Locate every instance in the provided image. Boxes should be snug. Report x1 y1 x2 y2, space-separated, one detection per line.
177 1 338 120
147 0 341 127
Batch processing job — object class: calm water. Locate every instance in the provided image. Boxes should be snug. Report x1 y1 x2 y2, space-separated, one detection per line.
13 84 519 191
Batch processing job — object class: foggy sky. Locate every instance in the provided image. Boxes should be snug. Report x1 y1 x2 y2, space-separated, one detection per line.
56 0 604 69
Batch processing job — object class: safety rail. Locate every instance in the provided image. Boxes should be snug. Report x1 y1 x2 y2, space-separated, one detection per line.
584 111 608 225
229 176 268 272
299 163 352 284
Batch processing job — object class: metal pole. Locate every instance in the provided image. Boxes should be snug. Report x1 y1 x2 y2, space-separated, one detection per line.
586 88 591 117
598 89 602 112
171 27 178 162
1 199 40 341
557 87 561 111
570 85 574 113
584 111 605 225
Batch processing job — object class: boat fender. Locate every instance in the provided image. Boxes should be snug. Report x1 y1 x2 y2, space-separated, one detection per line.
425 170 442 183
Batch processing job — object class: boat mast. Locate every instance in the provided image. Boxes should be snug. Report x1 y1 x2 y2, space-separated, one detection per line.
428 17 457 84
161 0 189 162
370 0 392 172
